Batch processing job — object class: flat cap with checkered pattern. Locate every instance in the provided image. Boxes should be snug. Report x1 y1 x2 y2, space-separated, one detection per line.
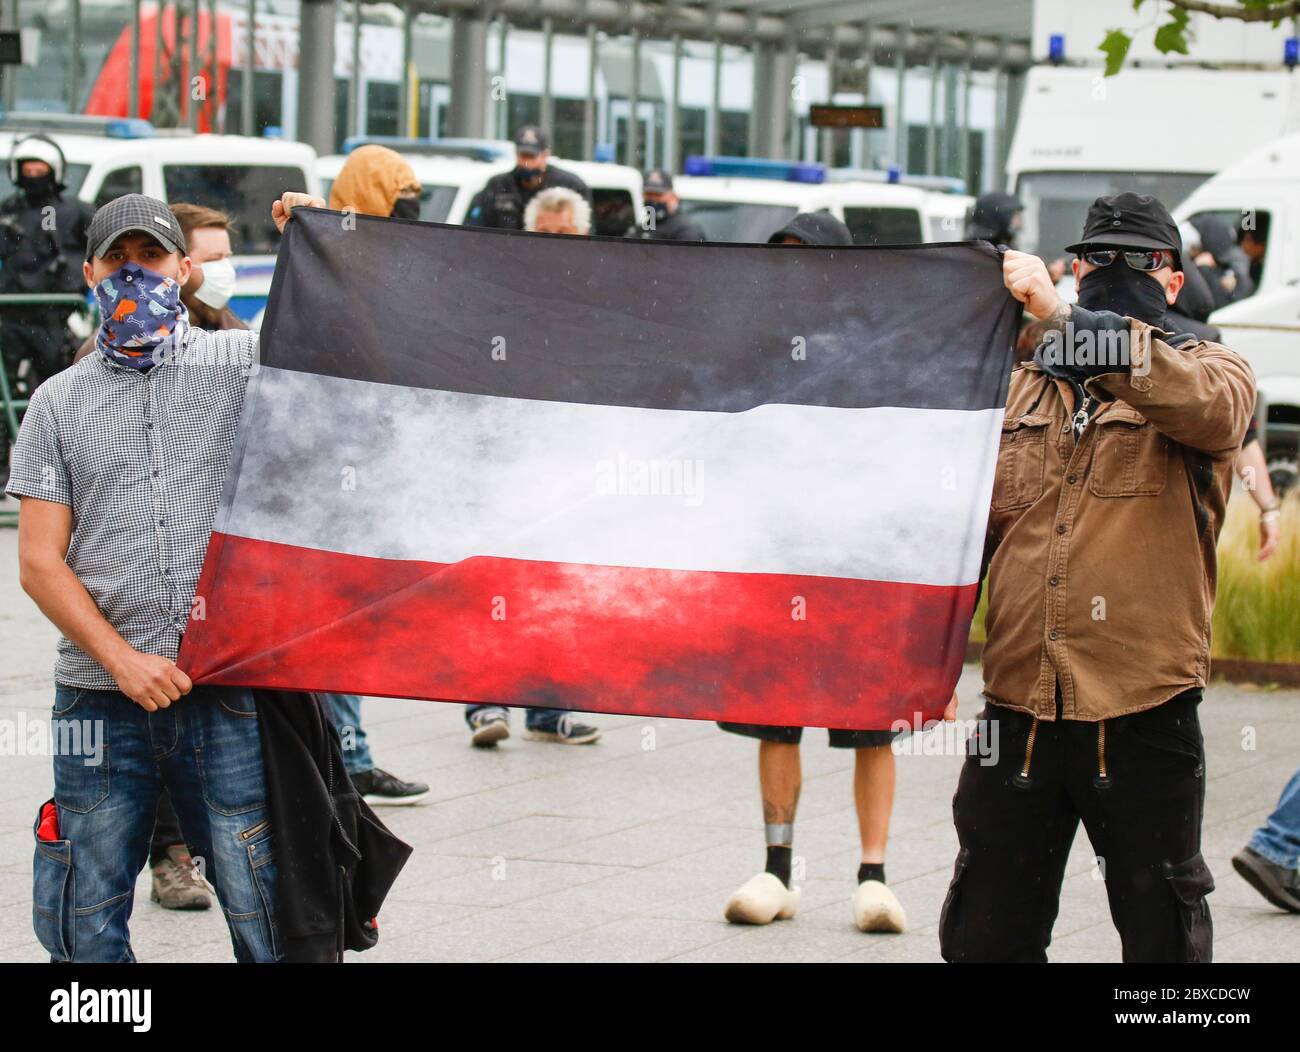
86 193 187 260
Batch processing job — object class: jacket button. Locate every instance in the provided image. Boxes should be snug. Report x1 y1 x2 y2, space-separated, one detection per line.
1056 523 1067 534
1049 575 1060 586
1067 474 1078 484
1049 630 1059 640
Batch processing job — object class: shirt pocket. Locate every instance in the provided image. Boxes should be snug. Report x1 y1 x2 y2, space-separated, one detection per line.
1088 407 1168 498
991 412 1052 512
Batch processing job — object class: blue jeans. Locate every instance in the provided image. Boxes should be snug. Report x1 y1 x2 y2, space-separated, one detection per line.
1249 767 1300 870
321 693 374 776
464 704 569 733
34 685 280 963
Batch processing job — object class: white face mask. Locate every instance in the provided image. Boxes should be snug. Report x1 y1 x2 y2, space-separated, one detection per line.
193 256 237 310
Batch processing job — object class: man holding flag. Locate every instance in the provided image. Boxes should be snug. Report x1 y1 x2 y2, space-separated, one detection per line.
8 191 323 962
942 194 1256 963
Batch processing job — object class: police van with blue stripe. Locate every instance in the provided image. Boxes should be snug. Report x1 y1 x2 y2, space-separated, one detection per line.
0 113 320 327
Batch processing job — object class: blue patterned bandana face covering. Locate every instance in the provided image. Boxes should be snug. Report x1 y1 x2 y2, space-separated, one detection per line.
93 262 190 369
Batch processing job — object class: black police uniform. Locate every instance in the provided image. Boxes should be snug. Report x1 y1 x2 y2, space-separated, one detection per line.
464 166 593 232
644 207 705 242
0 182 93 387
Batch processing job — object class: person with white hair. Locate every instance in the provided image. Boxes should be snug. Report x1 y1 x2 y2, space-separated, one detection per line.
523 186 592 236
464 179 601 750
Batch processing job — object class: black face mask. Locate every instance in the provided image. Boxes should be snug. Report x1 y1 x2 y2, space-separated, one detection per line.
515 166 544 188
651 202 670 224
1075 262 1170 326
16 173 57 202
389 196 420 221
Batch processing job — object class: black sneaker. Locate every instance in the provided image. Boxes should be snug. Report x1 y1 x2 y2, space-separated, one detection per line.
351 767 430 806
1233 846 1300 913
524 712 600 745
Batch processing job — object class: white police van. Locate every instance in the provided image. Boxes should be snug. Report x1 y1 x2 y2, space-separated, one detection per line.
1174 133 1300 490
0 113 320 324
673 157 942 246
317 137 644 237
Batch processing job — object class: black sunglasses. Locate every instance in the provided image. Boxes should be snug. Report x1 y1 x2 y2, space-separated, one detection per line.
1079 248 1171 273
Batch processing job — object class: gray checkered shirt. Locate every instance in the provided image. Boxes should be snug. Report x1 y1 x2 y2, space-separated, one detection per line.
5 328 259 689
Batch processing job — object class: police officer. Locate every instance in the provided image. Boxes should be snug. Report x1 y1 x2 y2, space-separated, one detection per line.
0 135 94 392
640 169 705 241
964 190 1023 247
465 125 592 231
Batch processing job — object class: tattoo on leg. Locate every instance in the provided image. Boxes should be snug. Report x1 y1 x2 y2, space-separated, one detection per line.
762 790 799 826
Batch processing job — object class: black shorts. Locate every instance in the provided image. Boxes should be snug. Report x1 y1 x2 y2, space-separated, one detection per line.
717 721 900 749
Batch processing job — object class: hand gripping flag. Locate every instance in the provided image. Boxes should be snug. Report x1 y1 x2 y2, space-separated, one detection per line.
178 209 1018 730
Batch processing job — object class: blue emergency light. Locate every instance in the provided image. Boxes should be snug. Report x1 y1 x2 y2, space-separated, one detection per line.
594 143 615 163
0 112 154 138
103 118 153 138
886 165 901 184
1286 37 1299 69
683 155 826 184
1048 34 1066 65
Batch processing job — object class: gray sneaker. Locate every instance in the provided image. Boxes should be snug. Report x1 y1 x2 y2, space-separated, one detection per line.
525 712 601 745
469 706 511 748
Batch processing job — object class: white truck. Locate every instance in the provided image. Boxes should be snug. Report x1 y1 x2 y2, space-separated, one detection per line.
1007 64 1300 262
1010 0 1300 261
1175 134 1300 491
0 114 320 324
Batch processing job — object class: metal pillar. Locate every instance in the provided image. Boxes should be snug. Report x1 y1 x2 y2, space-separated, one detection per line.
991 38 1009 191
893 33 907 172
496 16 509 140
961 47 973 192
750 42 792 160
447 11 489 138
821 35 838 166
1001 64 1026 192
627 31 641 168
668 33 682 171
348 0 361 138
942 61 958 177
708 38 721 154
583 24 597 159
855 20 872 169
541 17 554 140
2 0 17 112
925 47 939 175
242 0 255 134
129 0 141 119
207 0 218 130
188 0 200 130
399 4 413 137
69 0 81 111
296 0 336 154
154 0 165 122
783 39 798 160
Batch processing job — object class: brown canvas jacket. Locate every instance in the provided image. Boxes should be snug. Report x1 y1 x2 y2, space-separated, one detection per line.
981 318 1255 722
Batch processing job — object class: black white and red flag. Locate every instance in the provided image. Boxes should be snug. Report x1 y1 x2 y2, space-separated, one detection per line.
179 209 1017 729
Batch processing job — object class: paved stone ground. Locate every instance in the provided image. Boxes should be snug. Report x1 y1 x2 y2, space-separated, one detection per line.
1 518 1297 963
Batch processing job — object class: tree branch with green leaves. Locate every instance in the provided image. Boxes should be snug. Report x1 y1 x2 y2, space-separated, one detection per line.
1101 0 1300 76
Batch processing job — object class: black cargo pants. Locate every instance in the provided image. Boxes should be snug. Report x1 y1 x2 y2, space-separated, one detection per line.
940 687 1213 962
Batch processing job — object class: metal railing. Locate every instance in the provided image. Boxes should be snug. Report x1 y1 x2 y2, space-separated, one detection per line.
0 293 97 527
